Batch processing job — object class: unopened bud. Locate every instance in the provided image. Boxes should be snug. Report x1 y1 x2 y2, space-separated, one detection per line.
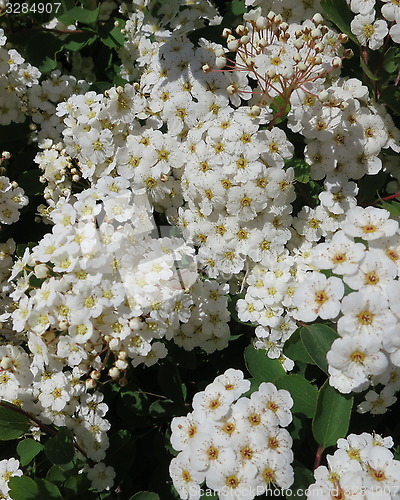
255 16 267 30
312 13 324 25
338 33 348 43
318 90 329 102
108 367 120 379
240 35 250 44
119 377 128 387
222 28 232 38
90 370 101 380
293 53 302 63
34 264 48 278
296 63 307 72
227 39 240 51
215 56 227 69
115 359 128 370
85 378 97 390
250 105 261 116
332 57 342 68
343 48 354 59
226 84 237 95
0 357 12 370
202 63 212 73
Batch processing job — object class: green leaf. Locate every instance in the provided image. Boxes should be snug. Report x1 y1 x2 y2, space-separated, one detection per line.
0 404 31 440
17 439 43 466
244 345 285 383
35 479 62 499
44 427 75 465
230 0 246 16
300 324 339 374
321 0 358 43
62 32 98 52
58 5 100 25
100 18 126 48
283 328 315 365
383 47 400 73
380 200 400 217
64 474 91 496
359 56 380 81
8 476 39 500
46 466 68 485
129 493 160 500
286 158 311 183
275 374 318 418
270 95 291 125
312 380 353 448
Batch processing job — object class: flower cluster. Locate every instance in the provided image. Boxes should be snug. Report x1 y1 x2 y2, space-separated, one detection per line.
0 172 28 227
169 369 294 500
0 29 40 126
215 10 347 109
307 433 400 498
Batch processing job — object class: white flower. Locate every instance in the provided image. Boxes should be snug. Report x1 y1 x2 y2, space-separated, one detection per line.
337 291 396 338
327 335 388 393
169 452 204 500
342 206 398 241
293 272 344 322
87 463 116 492
350 13 388 49
250 382 293 427
192 382 235 421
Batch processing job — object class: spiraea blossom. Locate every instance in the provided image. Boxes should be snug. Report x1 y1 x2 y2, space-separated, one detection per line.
169 369 294 500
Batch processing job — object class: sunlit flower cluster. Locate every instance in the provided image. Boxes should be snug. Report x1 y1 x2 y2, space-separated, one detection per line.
169 369 294 500
307 433 400 498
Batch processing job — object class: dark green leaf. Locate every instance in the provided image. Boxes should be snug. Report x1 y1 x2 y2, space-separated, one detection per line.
312 380 353 448
321 0 358 43
44 427 75 465
383 47 400 73
300 324 339 373
17 439 43 466
35 479 62 499
359 57 380 81
129 493 160 500
46 466 69 485
275 374 318 418
62 32 98 52
244 345 285 383
283 328 315 365
0 404 31 441
8 476 39 500
64 474 91 496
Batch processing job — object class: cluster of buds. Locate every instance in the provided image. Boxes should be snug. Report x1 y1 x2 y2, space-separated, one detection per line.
208 10 351 107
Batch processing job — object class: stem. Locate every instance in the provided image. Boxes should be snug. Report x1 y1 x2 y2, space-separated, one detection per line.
381 191 400 202
314 445 324 469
